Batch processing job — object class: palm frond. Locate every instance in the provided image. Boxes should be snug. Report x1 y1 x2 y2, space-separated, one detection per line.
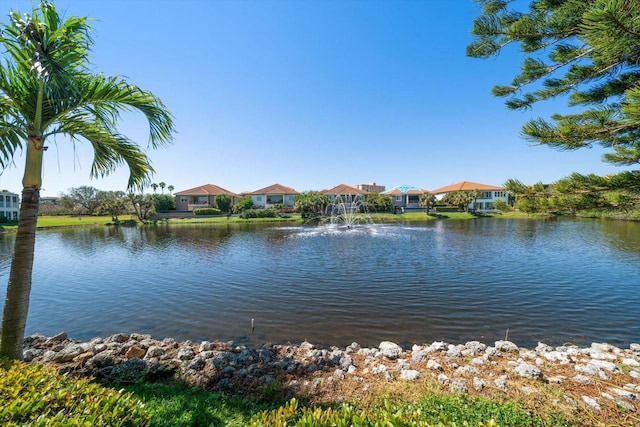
56 120 155 190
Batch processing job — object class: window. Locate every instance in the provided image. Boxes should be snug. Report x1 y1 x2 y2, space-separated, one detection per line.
486 202 494 210
256 196 263 202
481 192 492 199
494 191 506 198
395 196 402 202
408 195 419 203
267 195 283 204
180 196 187 203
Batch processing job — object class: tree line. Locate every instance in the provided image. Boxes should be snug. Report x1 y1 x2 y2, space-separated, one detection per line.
40 185 176 223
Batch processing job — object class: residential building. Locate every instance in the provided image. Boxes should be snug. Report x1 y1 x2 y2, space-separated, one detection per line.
383 185 428 210
322 184 369 201
0 190 20 220
431 181 509 212
247 183 299 208
174 184 239 211
354 182 386 193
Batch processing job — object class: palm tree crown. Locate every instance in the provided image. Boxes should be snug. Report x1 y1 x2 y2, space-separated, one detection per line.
0 1 174 189
0 1 175 361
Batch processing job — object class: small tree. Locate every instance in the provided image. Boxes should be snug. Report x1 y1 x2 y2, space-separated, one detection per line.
442 191 473 212
97 191 128 221
167 185 174 195
366 193 393 212
418 192 436 213
150 183 158 193
65 186 102 215
233 196 253 213
215 194 232 212
158 182 166 193
152 194 175 213
294 191 330 218
128 193 156 223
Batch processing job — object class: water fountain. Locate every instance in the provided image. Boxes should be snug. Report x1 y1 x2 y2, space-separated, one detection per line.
327 194 373 228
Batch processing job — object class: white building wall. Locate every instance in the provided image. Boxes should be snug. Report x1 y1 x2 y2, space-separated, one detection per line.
0 191 20 220
470 191 510 211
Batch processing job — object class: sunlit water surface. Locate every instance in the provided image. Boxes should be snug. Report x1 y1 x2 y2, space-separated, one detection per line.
1 218 638 348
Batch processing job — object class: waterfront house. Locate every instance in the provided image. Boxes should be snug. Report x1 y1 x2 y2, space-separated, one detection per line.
431 181 509 212
321 184 370 201
247 183 299 208
383 185 428 211
0 190 20 220
174 184 239 211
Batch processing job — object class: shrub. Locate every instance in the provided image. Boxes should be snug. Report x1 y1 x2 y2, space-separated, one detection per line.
152 194 175 213
493 200 511 212
240 209 277 219
0 361 150 426
193 208 222 216
215 194 232 212
233 196 254 213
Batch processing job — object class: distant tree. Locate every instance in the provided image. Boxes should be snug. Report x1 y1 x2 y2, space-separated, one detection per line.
493 199 510 212
167 185 174 195
468 0 640 165
468 189 482 211
97 191 127 221
233 196 254 213
65 186 102 215
158 182 166 193
294 191 331 218
128 193 156 222
150 183 158 193
215 194 232 213
152 194 175 213
418 192 436 213
366 193 393 212
442 191 474 212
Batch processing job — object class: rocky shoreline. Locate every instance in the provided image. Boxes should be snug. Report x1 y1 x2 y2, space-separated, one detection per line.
22 332 640 422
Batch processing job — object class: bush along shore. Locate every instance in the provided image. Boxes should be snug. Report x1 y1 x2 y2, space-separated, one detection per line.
20 333 640 425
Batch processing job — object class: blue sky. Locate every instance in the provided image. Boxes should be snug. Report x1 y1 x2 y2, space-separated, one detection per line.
0 0 628 197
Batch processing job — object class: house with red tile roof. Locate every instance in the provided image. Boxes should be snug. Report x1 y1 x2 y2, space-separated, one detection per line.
321 184 369 201
174 184 239 211
247 183 299 208
430 181 509 212
383 185 429 210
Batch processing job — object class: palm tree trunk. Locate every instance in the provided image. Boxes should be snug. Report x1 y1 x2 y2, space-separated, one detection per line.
0 186 40 361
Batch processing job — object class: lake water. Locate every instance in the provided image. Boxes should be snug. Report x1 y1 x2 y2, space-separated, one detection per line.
1 218 639 349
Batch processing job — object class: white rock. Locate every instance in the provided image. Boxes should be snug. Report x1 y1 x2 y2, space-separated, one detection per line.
437 373 450 385
514 362 543 380
582 396 601 411
379 341 403 359
473 377 486 391
400 369 421 381
495 340 519 353
621 358 640 367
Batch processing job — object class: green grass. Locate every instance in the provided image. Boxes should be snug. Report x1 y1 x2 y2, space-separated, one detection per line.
123 382 576 427
123 382 274 427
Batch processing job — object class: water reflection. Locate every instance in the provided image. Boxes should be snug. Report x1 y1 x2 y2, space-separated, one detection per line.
0 218 638 348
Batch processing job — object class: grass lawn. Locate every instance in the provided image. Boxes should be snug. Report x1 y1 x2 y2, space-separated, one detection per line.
0 210 556 233
123 381 577 427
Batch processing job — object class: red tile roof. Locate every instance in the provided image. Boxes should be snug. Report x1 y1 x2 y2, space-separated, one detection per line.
322 184 369 195
431 181 503 194
248 183 299 195
174 184 238 197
